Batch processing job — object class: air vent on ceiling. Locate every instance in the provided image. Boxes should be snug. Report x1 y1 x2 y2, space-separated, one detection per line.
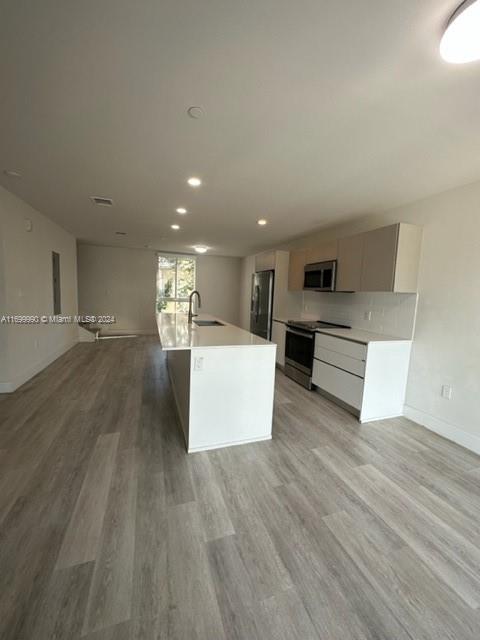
90 196 114 206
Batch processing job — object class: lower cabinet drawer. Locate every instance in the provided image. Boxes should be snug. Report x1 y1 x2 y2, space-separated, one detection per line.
315 333 367 362
312 359 364 410
315 346 365 378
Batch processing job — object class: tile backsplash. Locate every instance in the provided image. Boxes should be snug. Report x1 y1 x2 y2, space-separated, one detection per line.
301 291 418 339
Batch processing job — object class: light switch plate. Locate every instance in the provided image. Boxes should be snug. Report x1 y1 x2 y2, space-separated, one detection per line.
194 357 204 371
441 384 453 400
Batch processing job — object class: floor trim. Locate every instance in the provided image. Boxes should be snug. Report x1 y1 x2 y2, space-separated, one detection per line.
0 340 78 393
404 405 480 455
188 434 272 454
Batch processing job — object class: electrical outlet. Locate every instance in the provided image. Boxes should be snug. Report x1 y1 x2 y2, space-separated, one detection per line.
441 384 453 400
364 310 372 322
194 357 204 371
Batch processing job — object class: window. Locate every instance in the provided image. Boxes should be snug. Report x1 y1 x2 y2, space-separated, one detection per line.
156 254 196 313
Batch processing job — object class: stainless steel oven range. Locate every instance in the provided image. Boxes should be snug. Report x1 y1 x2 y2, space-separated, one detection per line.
284 320 351 389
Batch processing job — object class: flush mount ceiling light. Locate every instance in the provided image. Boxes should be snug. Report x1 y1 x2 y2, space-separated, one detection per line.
176 207 187 214
440 0 480 63
194 245 208 254
171 224 180 230
257 218 268 226
187 177 202 187
3 168 22 178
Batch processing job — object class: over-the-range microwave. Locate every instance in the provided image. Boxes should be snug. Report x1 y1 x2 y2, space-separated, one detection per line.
303 260 337 292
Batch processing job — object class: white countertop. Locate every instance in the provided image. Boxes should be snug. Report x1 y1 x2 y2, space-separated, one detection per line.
316 327 411 344
157 313 274 351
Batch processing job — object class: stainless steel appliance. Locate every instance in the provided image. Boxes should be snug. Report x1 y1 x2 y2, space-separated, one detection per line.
303 260 337 291
250 270 274 340
285 319 350 389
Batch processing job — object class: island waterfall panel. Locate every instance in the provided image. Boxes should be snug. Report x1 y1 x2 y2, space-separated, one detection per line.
158 313 276 453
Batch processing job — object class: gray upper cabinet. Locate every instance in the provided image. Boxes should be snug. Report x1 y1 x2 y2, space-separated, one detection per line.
361 224 398 292
360 223 423 292
288 248 307 291
336 234 364 292
335 223 422 293
305 241 337 265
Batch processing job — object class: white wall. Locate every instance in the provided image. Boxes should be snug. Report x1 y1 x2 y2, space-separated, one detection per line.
78 245 158 335
196 254 241 325
278 179 480 453
0 186 78 392
0 214 6 382
77 245 241 333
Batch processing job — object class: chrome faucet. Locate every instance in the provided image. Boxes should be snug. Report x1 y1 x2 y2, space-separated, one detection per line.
188 290 202 323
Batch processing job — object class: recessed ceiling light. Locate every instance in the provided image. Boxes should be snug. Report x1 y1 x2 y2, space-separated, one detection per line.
91 196 114 206
440 0 480 63
176 207 187 214
3 169 22 178
187 177 202 187
194 245 208 254
115 231 127 235
187 106 204 119
171 224 180 230
257 218 268 226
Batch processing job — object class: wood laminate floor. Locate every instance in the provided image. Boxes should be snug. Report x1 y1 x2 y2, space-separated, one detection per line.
1 337 480 639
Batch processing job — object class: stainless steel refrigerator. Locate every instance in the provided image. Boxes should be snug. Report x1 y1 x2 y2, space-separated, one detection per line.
250 270 274 340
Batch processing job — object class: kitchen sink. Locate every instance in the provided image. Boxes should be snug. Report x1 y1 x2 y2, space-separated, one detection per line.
194 320 225 326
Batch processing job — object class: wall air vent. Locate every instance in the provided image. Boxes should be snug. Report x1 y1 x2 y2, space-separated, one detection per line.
90 196 114 206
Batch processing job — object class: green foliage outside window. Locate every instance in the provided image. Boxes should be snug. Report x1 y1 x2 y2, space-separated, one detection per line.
156 254 196 313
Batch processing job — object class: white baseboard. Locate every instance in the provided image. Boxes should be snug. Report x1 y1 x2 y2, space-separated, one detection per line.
188 434 272 454
0 340 78 394
360 412 403 424
101 329 155 336
404 405 480 455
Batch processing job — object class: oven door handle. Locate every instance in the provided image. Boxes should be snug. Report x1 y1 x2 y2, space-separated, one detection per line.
287 328 315 339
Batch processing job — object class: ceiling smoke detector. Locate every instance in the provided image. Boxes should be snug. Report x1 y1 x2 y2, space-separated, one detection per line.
91 196 114 206
187 106 204 119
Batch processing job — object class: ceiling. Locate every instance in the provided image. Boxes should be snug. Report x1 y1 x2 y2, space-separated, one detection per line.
1 0 479 256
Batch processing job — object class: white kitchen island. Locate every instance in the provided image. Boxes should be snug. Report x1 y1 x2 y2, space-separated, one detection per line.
157 313 276 453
